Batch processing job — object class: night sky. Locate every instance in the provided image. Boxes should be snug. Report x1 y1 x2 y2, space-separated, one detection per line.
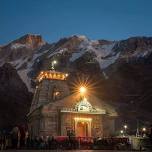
0 0 152 44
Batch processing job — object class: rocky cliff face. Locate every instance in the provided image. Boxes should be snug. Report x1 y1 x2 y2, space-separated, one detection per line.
1 34 152 128
0 34 46 63
0 63 32 128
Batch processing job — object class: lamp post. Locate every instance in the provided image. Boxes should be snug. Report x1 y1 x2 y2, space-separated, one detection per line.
123 125 128 136
51 60 57 70
120 130 124 137
142 127 146 137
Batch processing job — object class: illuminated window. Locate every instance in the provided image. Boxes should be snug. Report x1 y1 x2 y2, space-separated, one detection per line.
52 86 61 100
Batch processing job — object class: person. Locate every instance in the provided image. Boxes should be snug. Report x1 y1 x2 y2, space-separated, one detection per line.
149 125 152 144
47 136 52 149
39 136 44 149
25 134 30 149
11 127 20 149
19 126 26 149
33 136 39 149
51 136 57 149
3 135 8 150
0 135 5 150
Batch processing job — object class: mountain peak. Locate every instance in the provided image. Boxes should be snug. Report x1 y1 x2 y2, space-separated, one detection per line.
68 35 89 42
12 34 46 49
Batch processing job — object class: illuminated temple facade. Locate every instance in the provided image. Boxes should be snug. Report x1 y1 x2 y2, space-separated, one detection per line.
28 70 118 138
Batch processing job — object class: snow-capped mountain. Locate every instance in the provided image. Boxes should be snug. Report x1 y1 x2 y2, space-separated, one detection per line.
1 34 152 92
1 34 152 128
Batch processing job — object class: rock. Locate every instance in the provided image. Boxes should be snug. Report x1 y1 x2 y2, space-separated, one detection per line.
0 63 32 128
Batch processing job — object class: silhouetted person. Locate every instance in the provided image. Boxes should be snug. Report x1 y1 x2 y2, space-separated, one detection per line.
11 127 20 149
48 136 52 149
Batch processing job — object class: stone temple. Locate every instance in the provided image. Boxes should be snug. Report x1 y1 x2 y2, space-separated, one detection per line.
28 70 118 138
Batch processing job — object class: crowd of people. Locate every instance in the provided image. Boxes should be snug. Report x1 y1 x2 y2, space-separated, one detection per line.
0 129 130 150
1 125 152 150
0 126 88 150
0 132 80 150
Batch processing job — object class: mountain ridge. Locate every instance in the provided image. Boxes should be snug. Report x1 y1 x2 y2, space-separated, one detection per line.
1 34 152 128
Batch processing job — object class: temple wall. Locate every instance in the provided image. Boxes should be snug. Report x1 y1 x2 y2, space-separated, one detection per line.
28 76 117 138
28 117 41 138
38 80 50 106
29 110 116 138
30 79 70 112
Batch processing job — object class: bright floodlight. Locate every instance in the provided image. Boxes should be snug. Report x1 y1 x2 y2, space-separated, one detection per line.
120 130 124 134
51 60 57 70
124 125 127 129
53 60 57 64
79 86 87 94
142 127 146 132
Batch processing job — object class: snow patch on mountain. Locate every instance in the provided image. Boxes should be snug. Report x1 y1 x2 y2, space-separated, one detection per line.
92 42 120 69
76 35 88 40
69 37 90 62
70 50 86 62
2 34 152 93
47 49 67 58
132 48 152 58
10 57 28 69
73 38 118 69
98 52 120 69
11 43 30 49
32 49 49 61
18 69 33 92
94 43 116 57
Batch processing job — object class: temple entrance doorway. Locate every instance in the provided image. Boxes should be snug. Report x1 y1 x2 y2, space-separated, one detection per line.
74 117 92 137
77 121 88 136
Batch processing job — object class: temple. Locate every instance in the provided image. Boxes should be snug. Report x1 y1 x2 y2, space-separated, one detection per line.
28 70 118 138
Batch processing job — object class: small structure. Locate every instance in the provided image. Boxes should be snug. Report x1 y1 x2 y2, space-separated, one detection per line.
28 70 118 138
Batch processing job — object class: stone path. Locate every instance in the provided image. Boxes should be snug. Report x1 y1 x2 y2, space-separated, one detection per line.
0 150 147 152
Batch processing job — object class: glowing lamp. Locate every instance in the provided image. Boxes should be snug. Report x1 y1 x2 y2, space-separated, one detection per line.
81 122 85 125
120 130 124 134
124 125 127 129
79 86 87 94
74 117 92 121
53 60 57 64
142 127 146 132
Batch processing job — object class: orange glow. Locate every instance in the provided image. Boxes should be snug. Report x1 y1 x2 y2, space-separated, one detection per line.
81 122 85 125
74 117 92 121
70 74 99 96
37 71 69 82
79 86 87 94
55 91 60 96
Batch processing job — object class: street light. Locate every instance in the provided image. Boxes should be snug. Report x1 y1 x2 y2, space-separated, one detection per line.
142 127 146 137
123 125 128 136
124 125 128 129
51 60 57 70
120 130 124 137
142 127 146 132
53 60 57 64
120 130 124 134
